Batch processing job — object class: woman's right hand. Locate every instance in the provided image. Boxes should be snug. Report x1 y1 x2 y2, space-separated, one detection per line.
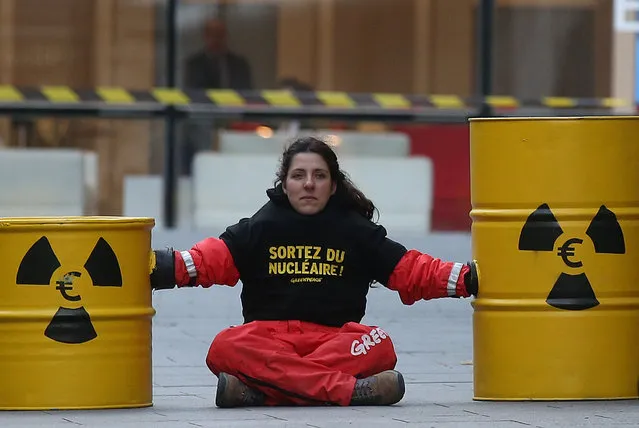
150 248 177 290
464 261 478 297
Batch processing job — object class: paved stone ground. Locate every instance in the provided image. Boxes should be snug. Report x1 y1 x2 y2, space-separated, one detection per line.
3 232 639 427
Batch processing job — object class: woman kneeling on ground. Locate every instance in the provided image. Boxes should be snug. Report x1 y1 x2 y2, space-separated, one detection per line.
150 136 478 408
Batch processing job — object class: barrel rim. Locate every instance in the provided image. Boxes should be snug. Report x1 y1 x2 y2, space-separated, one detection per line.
0 216 155 226
468 115 639 123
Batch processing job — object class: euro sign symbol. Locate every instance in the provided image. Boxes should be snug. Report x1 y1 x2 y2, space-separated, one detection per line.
55 271 82 302
557 238 583 268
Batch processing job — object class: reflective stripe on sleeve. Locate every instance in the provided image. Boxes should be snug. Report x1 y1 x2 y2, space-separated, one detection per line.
447 262 463 296
180 250 197 279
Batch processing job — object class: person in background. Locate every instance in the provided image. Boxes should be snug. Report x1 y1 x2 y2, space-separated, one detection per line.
151 136 479 408
182 17 253 175
185 17 253 91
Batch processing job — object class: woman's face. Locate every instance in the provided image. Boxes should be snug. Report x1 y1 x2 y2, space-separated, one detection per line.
284 152 336 215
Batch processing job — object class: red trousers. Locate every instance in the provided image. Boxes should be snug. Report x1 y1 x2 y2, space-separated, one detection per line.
205 320 398 406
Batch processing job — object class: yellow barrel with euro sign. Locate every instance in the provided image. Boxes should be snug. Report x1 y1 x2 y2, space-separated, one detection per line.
470 116 639 400
0 217 155 410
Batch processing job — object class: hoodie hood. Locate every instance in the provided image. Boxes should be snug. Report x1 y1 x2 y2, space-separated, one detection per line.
265 183 288 205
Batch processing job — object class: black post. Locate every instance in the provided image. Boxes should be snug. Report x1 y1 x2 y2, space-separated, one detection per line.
163 0 178 228
476 0 494 117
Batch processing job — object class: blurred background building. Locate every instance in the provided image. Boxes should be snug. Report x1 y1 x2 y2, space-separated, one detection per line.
0 0 635 235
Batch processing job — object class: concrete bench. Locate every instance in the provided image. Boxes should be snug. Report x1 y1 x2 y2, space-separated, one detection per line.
0 148 96 217
123 175 193 228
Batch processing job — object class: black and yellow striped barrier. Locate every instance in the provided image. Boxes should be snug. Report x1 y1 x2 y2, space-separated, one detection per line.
0 85 633 111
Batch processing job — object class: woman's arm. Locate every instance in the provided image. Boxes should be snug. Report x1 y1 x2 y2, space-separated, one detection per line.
150 237 240 290
357 217 477 305
386 250 477 305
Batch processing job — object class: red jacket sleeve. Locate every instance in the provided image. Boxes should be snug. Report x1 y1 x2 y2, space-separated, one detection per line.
173 237 241 288
386 249 471 305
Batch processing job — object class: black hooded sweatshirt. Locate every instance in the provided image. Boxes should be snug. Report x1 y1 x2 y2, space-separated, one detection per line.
219 184 407 327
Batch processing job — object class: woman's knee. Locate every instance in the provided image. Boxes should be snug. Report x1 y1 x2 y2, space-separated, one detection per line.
369 327 398 371
345 323 397 366
206 322 270 373
206 326 244 374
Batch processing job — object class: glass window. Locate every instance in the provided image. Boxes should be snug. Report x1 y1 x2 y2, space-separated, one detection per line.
492 0 613 98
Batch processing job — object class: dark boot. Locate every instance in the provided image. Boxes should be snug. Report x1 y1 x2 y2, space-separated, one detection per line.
215 372 266 408
350 370 405 406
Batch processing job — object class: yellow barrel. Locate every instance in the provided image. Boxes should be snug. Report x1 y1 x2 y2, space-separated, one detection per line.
0 216 155 410
470 116 639 401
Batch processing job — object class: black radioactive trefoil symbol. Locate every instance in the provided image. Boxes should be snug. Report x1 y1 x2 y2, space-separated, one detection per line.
518 204 625 311
16 236 122 344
